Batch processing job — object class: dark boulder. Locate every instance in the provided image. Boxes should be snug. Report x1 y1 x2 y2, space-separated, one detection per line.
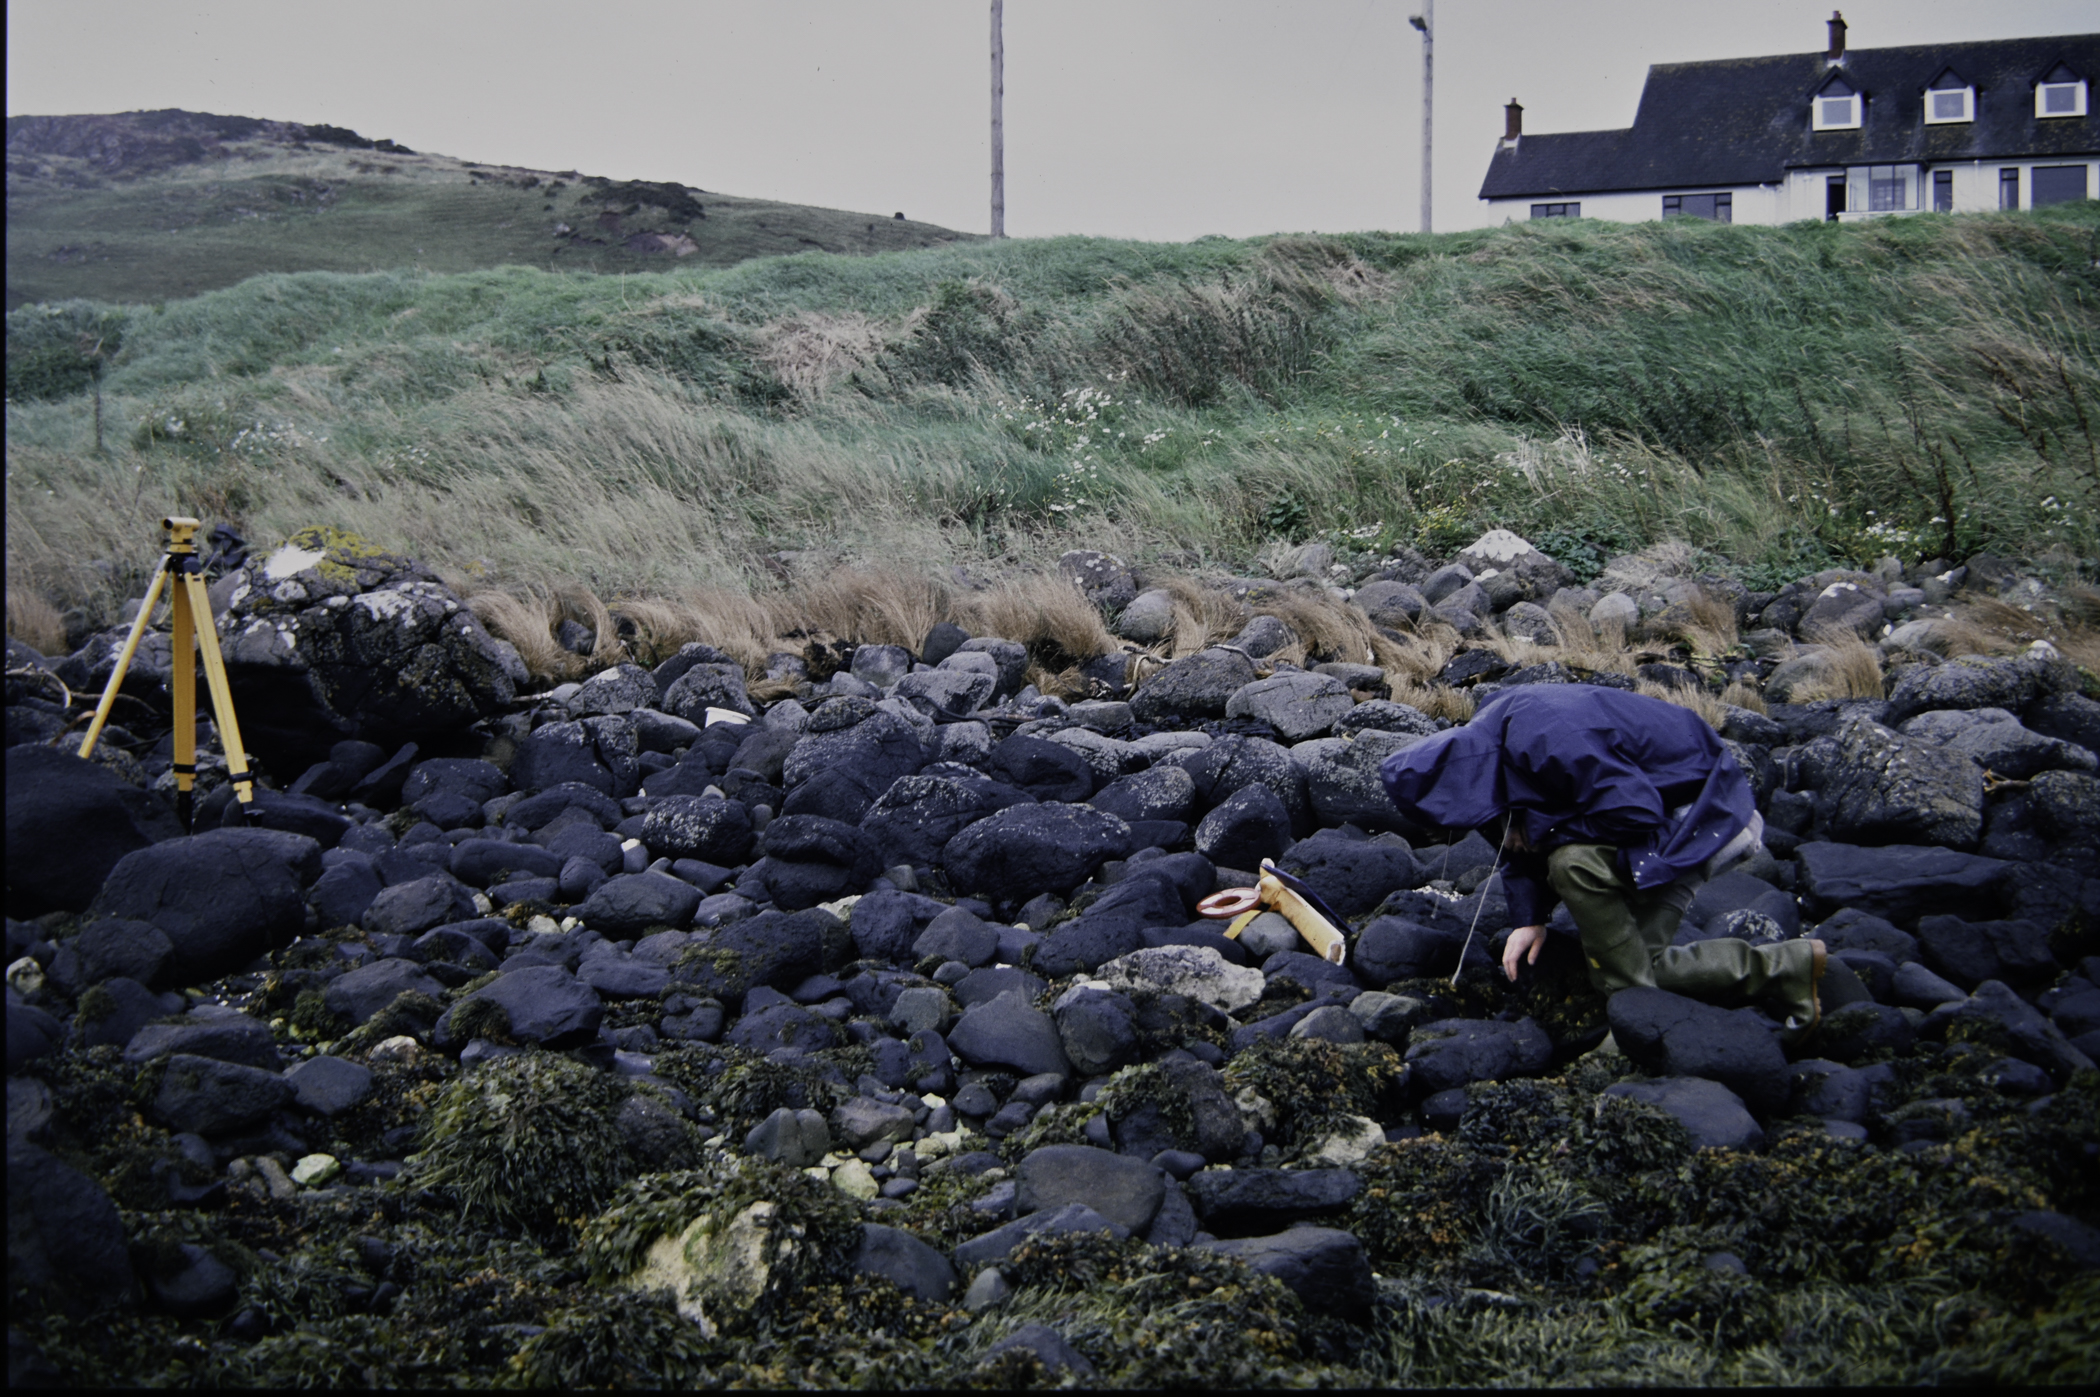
852 1223 957 1303
6 1142 136 1316
942 804 1131 902
88 828 322 981
1275 828 1419 919
123 1013 282 1070
575 873 702 935
1795 843 2008 926
440 965 603 1048
1185 1167 1362 1237
988 735 1096 804
362 873 478 939
1916 915 2059 992
948 989 1072 1078
1607 988 1789 1116
1404 1017 1553 1097
1014 1144 1165 1233
152 1054 294 1135
1199 1226 1376 1322
1194 783 1293 871
1130 648 1258 723
671 909 832 1001
323 958 445 1026
1602 1077 1764 1151
5 747 184 917
641 796 754 865
861 772 1034 870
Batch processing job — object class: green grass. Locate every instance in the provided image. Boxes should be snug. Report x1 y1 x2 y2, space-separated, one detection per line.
7 203 2098 628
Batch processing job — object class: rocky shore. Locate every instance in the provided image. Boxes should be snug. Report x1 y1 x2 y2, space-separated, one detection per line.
7 527 2098 1387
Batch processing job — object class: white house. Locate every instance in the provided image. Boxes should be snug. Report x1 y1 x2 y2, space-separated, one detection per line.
1479 13 2097 225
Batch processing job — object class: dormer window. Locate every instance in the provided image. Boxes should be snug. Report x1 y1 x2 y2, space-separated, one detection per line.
2036 63 2088 118
1925 70 1973 124
1814 75 1861 131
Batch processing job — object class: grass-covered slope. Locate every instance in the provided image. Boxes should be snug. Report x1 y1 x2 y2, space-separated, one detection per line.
4 109 972 310
5 203 2097 626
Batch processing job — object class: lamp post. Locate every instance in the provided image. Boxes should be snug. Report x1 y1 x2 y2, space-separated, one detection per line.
991 0 1005 238
1409 0 1433 234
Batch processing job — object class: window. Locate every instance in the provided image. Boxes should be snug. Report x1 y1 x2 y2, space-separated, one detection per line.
1868 166 1910 211
1927 88 1973 123
2032 165 2090 207
1934 169 1953 212
1845 164 1919 214
2001 167 2020 210
1529 202 1580 219
1663 192 1731 222
1925 70 1973 124
2036 64 2088 118
1813 76 1861 131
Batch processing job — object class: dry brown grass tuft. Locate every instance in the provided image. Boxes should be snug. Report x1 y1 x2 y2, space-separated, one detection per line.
1379 622 1466 687
467 588 578 683
560 588 629 671
1635 679 1726 731
1389 677 1475 724
1546 602 1642 679
1245 586 1415 670
1156 577 1249 659
6 588 68 655
961 572 1119 664
1668 590 1740 659
1720 680 1767 714
612 591 774 671
1792 627 1888 701
774 566 952 650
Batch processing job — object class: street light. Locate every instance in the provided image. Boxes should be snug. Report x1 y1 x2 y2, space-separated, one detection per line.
1409 2 1432 234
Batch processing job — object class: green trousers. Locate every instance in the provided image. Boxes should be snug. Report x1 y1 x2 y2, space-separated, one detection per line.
1547 842 1818 1026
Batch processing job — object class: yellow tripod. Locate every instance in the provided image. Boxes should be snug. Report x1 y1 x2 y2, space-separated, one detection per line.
78 516 256 828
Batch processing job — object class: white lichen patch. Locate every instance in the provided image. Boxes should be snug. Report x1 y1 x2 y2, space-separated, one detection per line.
353 588 423 625
264 543 328 580
1462 529 1538 564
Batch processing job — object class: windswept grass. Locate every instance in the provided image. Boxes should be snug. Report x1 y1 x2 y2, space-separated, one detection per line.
8 205 2097 633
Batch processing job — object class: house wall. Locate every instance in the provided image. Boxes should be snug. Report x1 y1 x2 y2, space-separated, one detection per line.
1484 184 1784 225
1488 157 2094 225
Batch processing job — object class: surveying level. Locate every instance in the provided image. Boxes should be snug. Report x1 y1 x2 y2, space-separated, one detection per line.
78 516 255 828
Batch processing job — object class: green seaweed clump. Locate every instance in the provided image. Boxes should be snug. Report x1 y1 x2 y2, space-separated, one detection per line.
1221 1035 1409 1154
1350 1135 1507 1268
409 1049 633 1239
579 1155 862 1331
948 1230 1365 1387
506 1287 716 1389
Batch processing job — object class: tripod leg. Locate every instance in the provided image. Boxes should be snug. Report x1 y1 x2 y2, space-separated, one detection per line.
171 569 198 829
183 571 255 817
78 558 171 760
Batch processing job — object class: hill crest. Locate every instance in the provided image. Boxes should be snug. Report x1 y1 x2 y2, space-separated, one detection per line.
6 108 974 309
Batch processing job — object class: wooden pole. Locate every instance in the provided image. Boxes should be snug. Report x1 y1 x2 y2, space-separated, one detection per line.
991 0 1005 238
1420 0 1434 234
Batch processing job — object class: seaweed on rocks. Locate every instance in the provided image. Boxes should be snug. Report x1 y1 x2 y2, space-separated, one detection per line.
579 1156 862 1330
1221 1037 1409 1156
407 1049 633 1239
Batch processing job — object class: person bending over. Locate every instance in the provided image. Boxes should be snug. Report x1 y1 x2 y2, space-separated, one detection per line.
1380 684 1824 1038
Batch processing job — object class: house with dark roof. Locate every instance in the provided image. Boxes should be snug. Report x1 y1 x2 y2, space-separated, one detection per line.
1479 12 2097 225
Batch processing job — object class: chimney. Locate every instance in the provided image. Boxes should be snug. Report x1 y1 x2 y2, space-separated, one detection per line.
1827 11 1847 63
1503 99 1524 142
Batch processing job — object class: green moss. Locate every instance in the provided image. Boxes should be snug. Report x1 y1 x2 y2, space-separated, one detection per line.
335 989 442 1054
74 982 118 1024
409 1050 633 1240
289 988 345 1040
445 996 514 1046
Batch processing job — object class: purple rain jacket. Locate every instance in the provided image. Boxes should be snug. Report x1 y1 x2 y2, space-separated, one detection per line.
1378 684 1759 928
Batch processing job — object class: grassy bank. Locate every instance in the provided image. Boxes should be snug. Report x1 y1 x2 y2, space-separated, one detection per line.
7 205 2098 632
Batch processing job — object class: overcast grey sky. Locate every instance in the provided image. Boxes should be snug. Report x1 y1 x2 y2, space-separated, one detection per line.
7 1 2092 239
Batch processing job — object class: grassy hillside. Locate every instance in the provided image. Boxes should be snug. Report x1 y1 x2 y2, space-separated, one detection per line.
4 109 973 310
6 204 2097 633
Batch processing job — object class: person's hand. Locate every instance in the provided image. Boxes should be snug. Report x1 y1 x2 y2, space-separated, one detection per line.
1503 924 1548 981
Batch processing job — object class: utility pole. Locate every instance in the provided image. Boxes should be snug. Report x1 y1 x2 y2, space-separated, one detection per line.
1410 0 1433 234
990 0 1005 238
